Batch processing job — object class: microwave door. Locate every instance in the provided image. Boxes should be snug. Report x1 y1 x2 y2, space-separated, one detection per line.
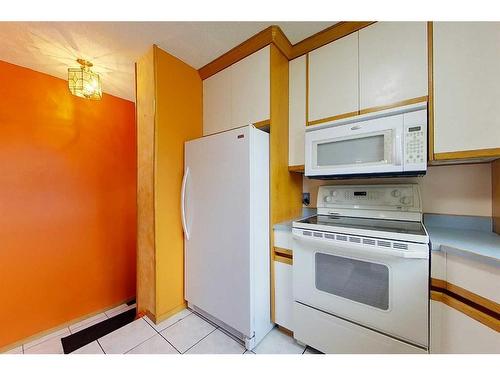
305 115 404 177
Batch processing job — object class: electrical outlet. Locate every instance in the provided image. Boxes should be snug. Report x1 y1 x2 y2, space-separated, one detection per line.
302 193 310 206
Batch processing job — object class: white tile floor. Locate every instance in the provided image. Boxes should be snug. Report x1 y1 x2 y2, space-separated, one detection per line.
2 307 321 355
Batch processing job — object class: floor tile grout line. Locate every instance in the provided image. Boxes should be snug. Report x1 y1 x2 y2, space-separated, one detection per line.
214 327 246 349
142 311 193 334
181 326 218 354
102 319 157 354
23 329 71 351
96 340 106 354
122 331 161 355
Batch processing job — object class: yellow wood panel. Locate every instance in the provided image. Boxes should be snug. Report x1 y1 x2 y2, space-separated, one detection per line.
136 46 157 317
270 45 303 322
154 45 203 319
493 160 500 234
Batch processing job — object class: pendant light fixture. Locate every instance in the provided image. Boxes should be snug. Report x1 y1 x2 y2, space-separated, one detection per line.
68 59 102 100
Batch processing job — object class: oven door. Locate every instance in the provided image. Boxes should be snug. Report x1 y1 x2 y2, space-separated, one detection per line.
292 230 429 348
305 114 404 177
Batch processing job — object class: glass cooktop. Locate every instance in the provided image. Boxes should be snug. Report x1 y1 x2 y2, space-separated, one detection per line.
297 215 427 236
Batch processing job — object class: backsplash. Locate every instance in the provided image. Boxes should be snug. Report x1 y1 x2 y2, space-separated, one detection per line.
303 163 492 217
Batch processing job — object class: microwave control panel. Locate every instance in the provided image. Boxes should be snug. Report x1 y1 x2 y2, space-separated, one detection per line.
403 109 427 171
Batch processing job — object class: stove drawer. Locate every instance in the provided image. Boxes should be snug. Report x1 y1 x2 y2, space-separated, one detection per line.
293 302 427 354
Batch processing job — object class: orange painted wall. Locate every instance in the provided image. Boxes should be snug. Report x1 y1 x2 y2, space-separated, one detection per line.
0 60 137 349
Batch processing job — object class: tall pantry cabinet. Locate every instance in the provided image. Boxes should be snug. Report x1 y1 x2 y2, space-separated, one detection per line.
136 45 203 323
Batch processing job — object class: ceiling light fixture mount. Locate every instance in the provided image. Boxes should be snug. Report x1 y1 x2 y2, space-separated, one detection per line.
68 58 102 100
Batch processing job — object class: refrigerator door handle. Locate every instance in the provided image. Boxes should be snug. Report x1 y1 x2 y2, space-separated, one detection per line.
181 166 190 240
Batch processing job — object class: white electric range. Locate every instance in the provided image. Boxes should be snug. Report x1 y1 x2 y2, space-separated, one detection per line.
292 184 430 354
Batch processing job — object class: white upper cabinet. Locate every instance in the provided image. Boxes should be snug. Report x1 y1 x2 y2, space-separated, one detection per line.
203 67 232 136
359 22 428 109
308 32 359 123
231 46 270 128
433 22 500 154
203 46 270 136
289 55 306 166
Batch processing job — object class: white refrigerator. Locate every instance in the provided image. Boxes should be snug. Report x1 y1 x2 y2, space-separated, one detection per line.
182 125 273 350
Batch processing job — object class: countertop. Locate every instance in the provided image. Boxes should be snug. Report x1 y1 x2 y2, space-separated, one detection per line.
273 208 316 231
424 214 500 264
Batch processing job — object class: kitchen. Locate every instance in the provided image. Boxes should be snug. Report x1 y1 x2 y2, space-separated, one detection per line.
0 1 499 372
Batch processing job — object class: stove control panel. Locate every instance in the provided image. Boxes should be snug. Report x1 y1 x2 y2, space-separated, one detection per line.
317 184 422 215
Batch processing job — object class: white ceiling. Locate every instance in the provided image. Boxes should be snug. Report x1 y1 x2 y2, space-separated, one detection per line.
0 22 335 101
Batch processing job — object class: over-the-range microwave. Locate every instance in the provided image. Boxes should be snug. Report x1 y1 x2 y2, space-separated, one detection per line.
305 103 427 179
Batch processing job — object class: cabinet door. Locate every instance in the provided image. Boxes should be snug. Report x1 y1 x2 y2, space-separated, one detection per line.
433 22 500 154
431 301 500 353
231 46 270 127
308 32 359 123
289 55 306 166
274 260 294 331
203 67 232 136
359 22 428 109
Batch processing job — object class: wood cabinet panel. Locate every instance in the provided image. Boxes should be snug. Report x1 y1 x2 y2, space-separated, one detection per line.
433 22 500 155
308 32 359 123
231 46 270 128
359 22 428 109
203 67 231 136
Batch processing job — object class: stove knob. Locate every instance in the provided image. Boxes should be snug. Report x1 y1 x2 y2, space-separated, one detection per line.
331 190 338 197
391 189 401 197
324 196 333 203
400 196 411 205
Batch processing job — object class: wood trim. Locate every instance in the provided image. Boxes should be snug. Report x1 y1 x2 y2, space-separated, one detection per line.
493 159 500 234
447 283 500 315
277 325 294 337
291 21 375 59
359 96 428 115
271 26 293 59
288 164 305 173
152 302 187 324
199 26 275 80
253 119 271 129
427 22 435 161
305 53 309 125
307 110 360 126
198 22 376 80
430 278 447 290
274 247 293 258
431 291 500 332
430 278 500 332
305 96 427 127
274 254 293 265
434 148 500 161
431 278 500 314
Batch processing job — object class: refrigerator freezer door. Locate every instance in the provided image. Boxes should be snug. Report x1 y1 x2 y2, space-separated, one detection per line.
184 126 252 337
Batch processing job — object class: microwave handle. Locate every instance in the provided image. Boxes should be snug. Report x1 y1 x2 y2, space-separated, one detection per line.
293 232 428 259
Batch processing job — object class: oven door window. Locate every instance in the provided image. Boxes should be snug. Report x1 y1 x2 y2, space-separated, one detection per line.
315 253 389 310
315 130 392 167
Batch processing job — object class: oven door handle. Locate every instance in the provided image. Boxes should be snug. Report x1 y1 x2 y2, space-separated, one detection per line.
293 233 428 259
